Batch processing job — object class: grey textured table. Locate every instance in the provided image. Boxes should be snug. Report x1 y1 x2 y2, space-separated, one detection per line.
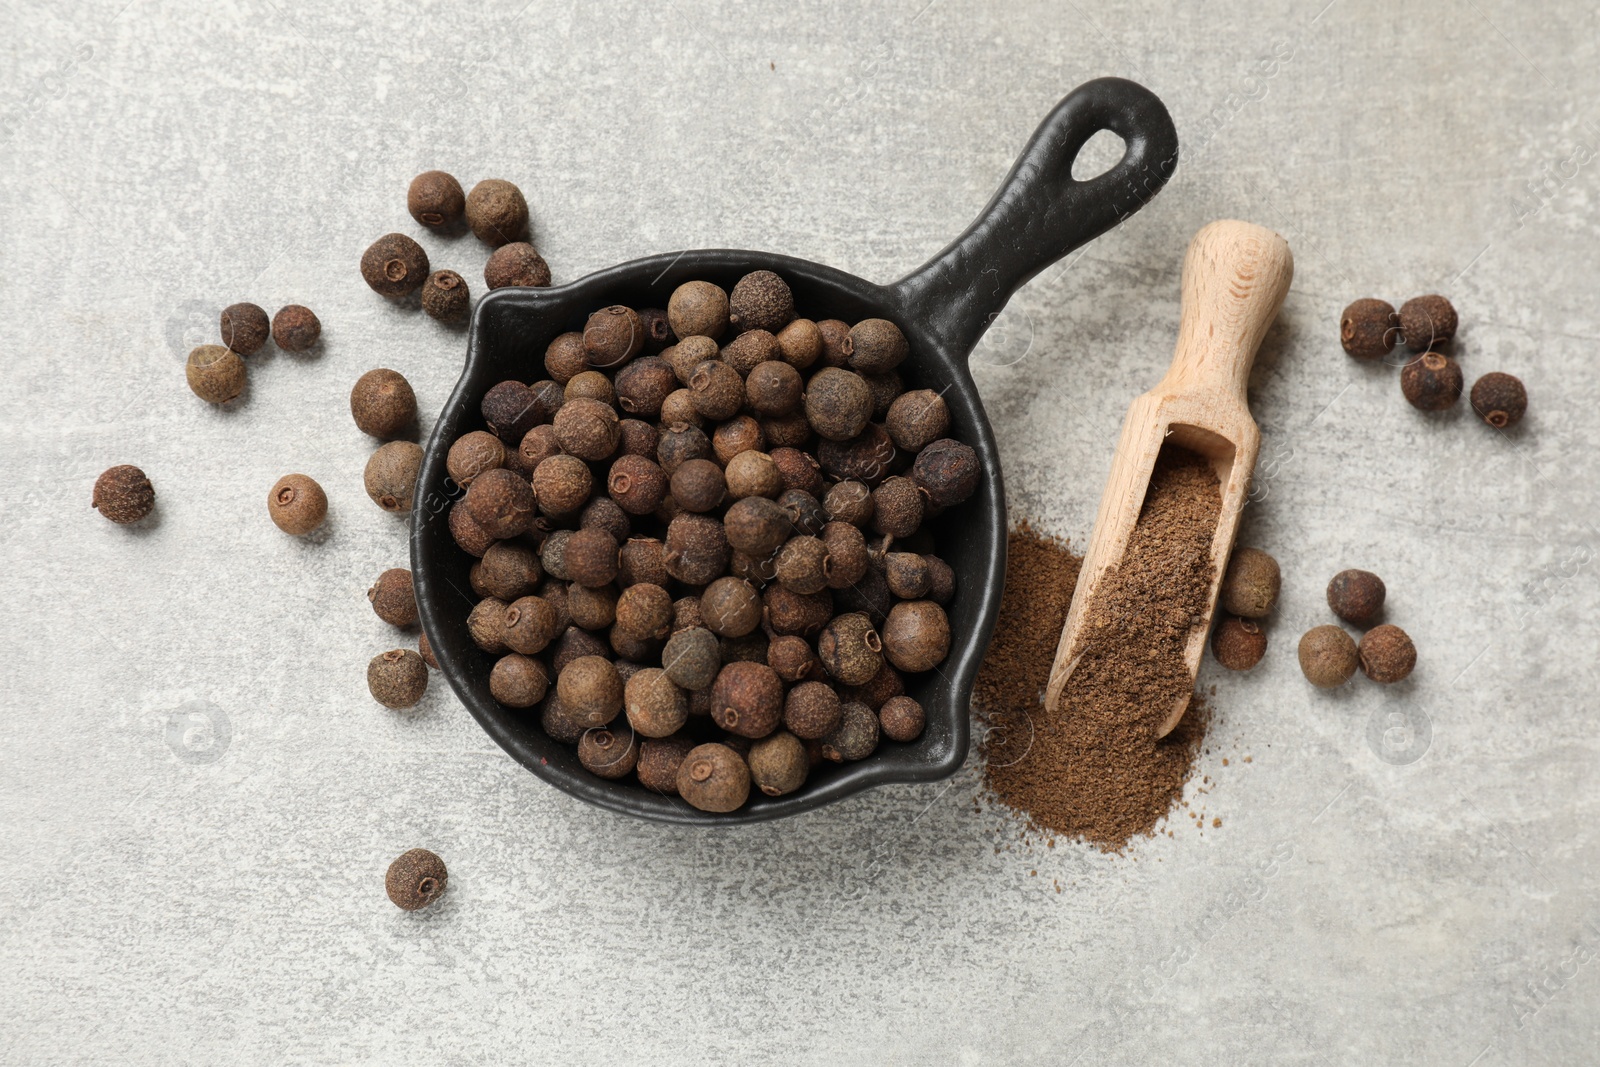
4 1 1597 1063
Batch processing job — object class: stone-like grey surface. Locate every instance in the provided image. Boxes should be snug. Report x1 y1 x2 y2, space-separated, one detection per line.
3 0 1597 1062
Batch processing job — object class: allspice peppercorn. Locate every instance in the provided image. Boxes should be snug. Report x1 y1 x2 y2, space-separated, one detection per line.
92 465 155 524
824 480 875 527
185 345 246 404
775 535 829 595
662 626 720 690
219 302 270 355
871 476 924 539
663 514 731 585
465 178 529 246
268 473 327 534
490 653 549 708
1359 624 1416 683
615 582 672 641
449 502 495 557
584 305 644 369
544 332 589 384
1219 547 1280 619
418 631 438 670
783 680 842 740
619 537 669 589
1212 617 1267 670
1327 568 1385 625
656 423 710 474
728 270 795 334
624 668 688 737
766 634 820 682
667 280 730 340
421 270 470 322
368 568 417 627
553 397 621 462
350 368 417 438
1401 352 1464 411
748 732 808 796
746 360 804 416
878 695 925 742
712 415 764 465
770 448 823 495
710 661 783 738
446 430 505 488
484 242 551 289
818 423 895 485
1339 298 1399 361
721 330 780 376
467 598 510 653
911 439 980 507
820 521 868 588
407 170 465 229
688 360 745 421
816 319 853 366
579 723 639 779
676 743 750 812
1399 294 1458 352
804 368 873 441
819 612 883 686
882 552 931 599
480 380 541 442
670 458 726 513
637 735 694 794
723 496 791 557
463 466 535 538
700 577 762 638
776 318 822 369
361 233 430 298
882 600 950 673
821 701 880 762
777 489 826 537
479 543 541 601
614 356 677 418
532 455 593 517
724 450 782 500
563 528 619 588
607 454 668 516
1470 372 1527 429
1298 625 1358 688
385 848 447 911
271 305 321 352
886 389 949 452
368 649 428 708
847 318 909 375
556 655 623 727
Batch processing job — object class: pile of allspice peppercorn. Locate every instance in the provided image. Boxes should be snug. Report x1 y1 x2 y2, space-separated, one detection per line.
1340 293 1528 427
1299 569 1416 688
439 269 976 812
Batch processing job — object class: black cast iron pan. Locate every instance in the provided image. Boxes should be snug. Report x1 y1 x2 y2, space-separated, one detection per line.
412 77 1178 825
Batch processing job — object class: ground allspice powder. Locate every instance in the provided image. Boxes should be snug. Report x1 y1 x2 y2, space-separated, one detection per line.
980 447 1219 852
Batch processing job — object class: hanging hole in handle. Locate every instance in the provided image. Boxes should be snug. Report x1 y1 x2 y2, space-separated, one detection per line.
1070 129 1129 182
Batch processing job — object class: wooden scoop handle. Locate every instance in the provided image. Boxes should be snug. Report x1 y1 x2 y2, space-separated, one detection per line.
1158 220 1293 403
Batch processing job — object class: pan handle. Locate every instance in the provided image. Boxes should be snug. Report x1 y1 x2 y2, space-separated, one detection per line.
889 77 1178 360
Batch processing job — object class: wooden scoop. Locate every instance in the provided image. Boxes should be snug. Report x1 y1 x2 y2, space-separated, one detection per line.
1043 220 1293 738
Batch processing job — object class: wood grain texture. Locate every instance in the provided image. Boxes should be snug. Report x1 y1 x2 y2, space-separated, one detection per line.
1043 220 1293 737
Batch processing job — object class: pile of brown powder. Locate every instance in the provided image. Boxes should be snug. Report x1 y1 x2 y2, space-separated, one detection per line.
978 445 1220 851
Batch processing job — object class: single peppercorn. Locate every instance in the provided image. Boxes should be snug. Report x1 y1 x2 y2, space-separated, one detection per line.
1401 351 1463 411
463 466 535 537
219 302 270 355
465 178 529 246
670 458 726 513
664 514 731 585
824 480 875 527
728 270 795 334
421 269 471 322
532 455 593 517
712 416 765 466
878 694 924 742
490 653 549 707
361 233 430 298
637 735 694 794
349 368 417 439
700 577 762 638
836 561 892 626
618 537 669 589
449 502 495 557
483 242 551 290
1359 624 1416 683
657 423 711 475
911 438 979 507
467 598 510 653
748 731 808 796
725 450 782 500
662 626 720 690
783 680 842 740
1298 625 1358 688
766 634 820 682
871 476 924 539
1340 298 1399 361
368 649 428 709
863 372 902 420
478 543 542 601
818 612 883 686
551 624 609 675
882 552 931 599
1327 568 1385 625
720 330 780 376
186 344 246 404
407 170 465 229
271 305 321 352
92 465 155 524
605 454 667 516
564 373 618 413
1471 372 1527 429
818 423 895 486
481 380 540 441
841 660 905 711
543 332 589 384
762 413 813 450
724 496 791 557
660 389 703 429
497 595 556 656
580 493 631 540
775 535 829 595
562 528 619 588
624 668 688 738
667 280 730 341
665 335 719 384
268 473 327 534
556 655 623 727
1399 294 1457 352
615 582 672 641
816 319 853 366
583 305 644 369
778 492 826 542
804 368 874 441
553 397 620 462
618 418 659 459
710 661 783 738
847 318 909 375
923 554 955 605
540 694 586 742
579 723 638 779
1220 547 1281 619
821 521 868 588
821 701 880 762
885 389 950 452
677 743 750 812
1212 617 1267 670
418 631 438 670
746 360 804 416
765 585 835 640
446 430 505 488
768 448 821 496
882 600 950 673
368 568 417 627
385 848 448 911
776 318 823 369
614 356 677 418
688 360 745 421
